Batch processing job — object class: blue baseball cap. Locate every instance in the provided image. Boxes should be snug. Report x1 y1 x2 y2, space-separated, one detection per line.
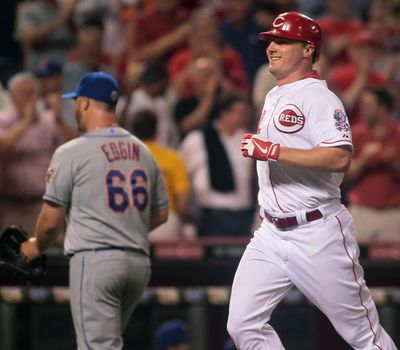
62 72 120 106
154 319 189 350
34 58 63 77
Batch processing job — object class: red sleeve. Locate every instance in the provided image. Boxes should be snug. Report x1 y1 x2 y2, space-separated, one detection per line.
328 65 355 92
223 48 250 94
167 50 192 81
369 72 387 87
131 14 149 50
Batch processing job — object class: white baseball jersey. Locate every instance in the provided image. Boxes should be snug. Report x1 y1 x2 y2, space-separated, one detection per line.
257 77 352 213
228 76 398 349
43 127 168 255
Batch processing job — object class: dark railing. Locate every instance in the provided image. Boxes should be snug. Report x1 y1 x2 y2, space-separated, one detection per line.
1 238 400 287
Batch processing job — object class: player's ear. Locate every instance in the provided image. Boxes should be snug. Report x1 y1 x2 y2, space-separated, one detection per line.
81 97 90 111
303 44 315 60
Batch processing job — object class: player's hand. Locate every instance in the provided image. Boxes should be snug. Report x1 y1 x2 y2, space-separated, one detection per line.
241 133 280 161
20 237 41 263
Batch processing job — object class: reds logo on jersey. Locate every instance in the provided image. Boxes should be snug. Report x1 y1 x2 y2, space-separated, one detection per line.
274 105 305 133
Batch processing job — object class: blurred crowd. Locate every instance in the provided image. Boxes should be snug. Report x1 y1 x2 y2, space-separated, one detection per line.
0 0 400 245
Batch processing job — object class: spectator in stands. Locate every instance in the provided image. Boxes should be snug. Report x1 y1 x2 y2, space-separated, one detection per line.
366 3 400 111
154 319 189 350
0 105 38 154
328 30 387 125
99 0 144 80
72 0 109 27
34 58 79 137
0 72 66 233
15 0 76 71
317 0 364 68
219 0 266 85
180 94 255 237
63 20 116 94
129 0 194 64
371 0 400 52
129 110 192 241
173 57 221 139
120 63 178 147
367 1 397 51
168 8 249 99
345 87 400 243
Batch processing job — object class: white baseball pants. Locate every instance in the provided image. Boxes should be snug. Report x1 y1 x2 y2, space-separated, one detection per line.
227 206 398 349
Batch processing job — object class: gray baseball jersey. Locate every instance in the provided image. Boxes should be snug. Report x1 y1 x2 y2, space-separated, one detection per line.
43 127 168 255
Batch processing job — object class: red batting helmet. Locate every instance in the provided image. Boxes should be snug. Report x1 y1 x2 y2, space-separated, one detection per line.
258 12 322 60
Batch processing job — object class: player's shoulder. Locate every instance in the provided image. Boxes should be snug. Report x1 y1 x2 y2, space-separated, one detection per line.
56 136 83 153
304 78 334 94
52 136 87 160
303 79 343 105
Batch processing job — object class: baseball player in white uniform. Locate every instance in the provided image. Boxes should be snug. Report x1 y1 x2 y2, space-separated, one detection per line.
21 72 169 349
227 12 398 349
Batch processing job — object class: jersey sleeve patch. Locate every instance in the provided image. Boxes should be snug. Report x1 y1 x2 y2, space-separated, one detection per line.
45 165 56 184
334 109 350 132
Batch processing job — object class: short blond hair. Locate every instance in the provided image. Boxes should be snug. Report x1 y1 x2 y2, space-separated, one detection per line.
7 72 40 94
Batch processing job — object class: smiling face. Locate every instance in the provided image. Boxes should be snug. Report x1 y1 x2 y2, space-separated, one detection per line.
266 37 315 85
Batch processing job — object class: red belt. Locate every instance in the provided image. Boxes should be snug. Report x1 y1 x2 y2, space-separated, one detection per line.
264 209 323 229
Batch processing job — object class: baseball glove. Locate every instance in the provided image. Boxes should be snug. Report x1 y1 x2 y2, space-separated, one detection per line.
0 225 46 279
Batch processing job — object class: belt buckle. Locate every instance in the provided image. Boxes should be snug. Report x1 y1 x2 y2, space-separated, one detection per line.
272 216 279 223
273 215 295 229
271 215 282 229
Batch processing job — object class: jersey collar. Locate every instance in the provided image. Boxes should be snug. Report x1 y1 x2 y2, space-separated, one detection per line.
304 70 320 79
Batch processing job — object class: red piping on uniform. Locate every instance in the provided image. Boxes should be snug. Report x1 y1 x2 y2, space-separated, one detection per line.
335 216 383 350
266 97 285 212
320 140 353 145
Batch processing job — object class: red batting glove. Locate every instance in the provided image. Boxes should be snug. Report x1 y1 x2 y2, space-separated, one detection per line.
241 133 281 161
